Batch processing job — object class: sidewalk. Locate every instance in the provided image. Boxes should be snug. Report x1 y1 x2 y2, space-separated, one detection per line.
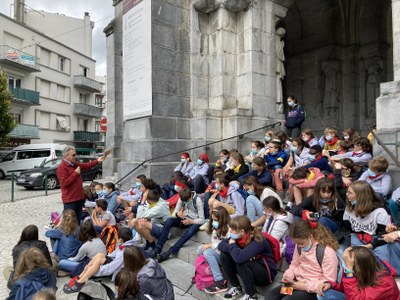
0 191 196 299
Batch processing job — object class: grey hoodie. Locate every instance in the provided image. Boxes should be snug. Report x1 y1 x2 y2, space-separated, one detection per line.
173 193 205 225
137 198 171 225
137 259 174 300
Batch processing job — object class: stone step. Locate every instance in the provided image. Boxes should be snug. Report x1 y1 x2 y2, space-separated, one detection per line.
164 237 202 265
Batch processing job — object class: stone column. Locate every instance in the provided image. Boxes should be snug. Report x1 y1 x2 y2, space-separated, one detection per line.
393 0 400 81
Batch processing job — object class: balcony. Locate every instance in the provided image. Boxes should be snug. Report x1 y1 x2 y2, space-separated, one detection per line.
74 131 100 142
74 103 102 118
11 88 40 106
73 75 101 93
10 124 39 139
0 45 40 72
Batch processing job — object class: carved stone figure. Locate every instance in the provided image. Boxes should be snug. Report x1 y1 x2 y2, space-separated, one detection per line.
321 60 340 123
276 27 286 114
193 0 222 14
223 0 252 12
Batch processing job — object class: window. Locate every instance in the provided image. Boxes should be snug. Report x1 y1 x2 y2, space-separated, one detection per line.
32 150 51 158
41 48 51 66
17 151 33 160
95 94 104 107
2 152 15 162
40 79 50 98
8 76 21 89
95 120 100 132
57 85 66 101
39 111 50 129
59 56 65 72
13 114 21 124
80 66 88 77
79 93 89 104
55 150 63 157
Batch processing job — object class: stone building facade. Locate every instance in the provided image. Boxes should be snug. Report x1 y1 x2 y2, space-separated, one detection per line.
104 0 399 188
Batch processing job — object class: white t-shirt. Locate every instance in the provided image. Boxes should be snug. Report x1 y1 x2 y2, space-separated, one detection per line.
343 207 390 235
98 211 116 226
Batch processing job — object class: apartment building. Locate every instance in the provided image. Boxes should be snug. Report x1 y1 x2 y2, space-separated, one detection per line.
0 7 102 154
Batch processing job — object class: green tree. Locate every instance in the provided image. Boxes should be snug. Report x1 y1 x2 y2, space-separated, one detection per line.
0 69 16 145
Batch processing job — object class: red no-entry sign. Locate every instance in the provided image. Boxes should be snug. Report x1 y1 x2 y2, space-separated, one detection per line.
100 117 107 132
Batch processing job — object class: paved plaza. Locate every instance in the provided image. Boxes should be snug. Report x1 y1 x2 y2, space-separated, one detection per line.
0 180 195 299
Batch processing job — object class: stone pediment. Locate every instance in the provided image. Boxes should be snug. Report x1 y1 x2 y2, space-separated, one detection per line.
193 0 252 14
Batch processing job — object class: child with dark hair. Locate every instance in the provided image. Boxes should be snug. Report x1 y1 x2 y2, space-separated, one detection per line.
245 140 266 164
216 149 230 169
91 199 116 233
63 227 134 293
58 221 107 272
115 270 147 300
117 175 146 208
147 187 205 262
292 177 345 233
319 247 399 300
239 157 272 186
129 189 171 251
264 141 289 191
225 152 250 181
174 152 194 176
305 145 332 173
288 167 325 206
161 171 184 200
332 158 363 200
102 182 120 215
331 137 372 168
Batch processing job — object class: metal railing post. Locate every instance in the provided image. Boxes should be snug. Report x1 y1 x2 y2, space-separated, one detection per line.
11 173 15 202
44 174 48 196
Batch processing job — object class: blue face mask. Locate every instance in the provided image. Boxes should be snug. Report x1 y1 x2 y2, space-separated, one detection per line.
350 200 357 206
96 190 105 198
290 146 298 153
325 135 333 141
229 233 239 240
302 241 312 252
135 181 141 188
270 151 278 155
197 159 204 166
212 221 219 229
308 154 316 161
320 198 330 204
180 158 186 164
215 183 220 190
103 189 109 196
367 169 376 177
174 185 179 192
247 190 254 196
265 136 271 142
288 101 294 107
251 149 257 155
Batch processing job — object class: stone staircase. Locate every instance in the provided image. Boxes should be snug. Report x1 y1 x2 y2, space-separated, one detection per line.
157 229 284 300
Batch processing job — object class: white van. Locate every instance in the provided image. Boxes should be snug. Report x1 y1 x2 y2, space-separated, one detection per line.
0 143 66 179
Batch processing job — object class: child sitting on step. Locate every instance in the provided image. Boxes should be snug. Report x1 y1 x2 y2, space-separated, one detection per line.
146 187 205 262
198 206 231 294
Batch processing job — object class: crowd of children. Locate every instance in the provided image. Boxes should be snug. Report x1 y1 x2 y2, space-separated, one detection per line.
6 117 400 300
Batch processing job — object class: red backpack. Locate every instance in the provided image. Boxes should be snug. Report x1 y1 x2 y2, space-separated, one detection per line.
262 232 281 263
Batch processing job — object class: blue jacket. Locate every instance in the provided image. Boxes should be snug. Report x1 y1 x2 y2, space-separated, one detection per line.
239 169 272 186
285 104 305 128
265 150 288 170
305 155 332 173
7 268 57 300
104 190 120 215
45 228 81 260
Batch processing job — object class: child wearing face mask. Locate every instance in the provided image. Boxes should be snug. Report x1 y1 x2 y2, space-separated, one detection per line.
242 177 264 223
218 216 278 300
174 152 194 176
225 152 250 181
215 149 230 170
304 145 332 173
331 137 372 169
322 127 341 155
102 182 120 215
284 95 305 138
301 128 319 147
264 130 275 151
343 181 391 262
292 178 345 233
117 175 146 209
187 153 210 193
356 156 392 200
266 220 339 300
264 141 289 192
197 207 231 294
252 196 293 258
245 140 266 165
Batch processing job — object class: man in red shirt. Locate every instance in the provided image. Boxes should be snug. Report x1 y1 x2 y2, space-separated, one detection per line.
57 146 105 222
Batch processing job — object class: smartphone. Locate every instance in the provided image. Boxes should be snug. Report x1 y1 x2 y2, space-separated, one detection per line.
312 212 320 219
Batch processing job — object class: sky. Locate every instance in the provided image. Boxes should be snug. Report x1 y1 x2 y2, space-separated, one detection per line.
0 0 113 76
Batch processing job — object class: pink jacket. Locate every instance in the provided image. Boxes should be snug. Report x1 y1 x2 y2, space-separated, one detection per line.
289 167 325 189
283 242 338 293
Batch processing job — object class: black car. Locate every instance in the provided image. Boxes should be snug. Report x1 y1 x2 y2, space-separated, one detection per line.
16 156 102 190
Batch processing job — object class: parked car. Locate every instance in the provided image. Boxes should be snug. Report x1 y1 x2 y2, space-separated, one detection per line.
0 143 65 179
16 156 102 190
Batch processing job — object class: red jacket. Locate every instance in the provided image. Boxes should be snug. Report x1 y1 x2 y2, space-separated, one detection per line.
57 159 99 203
330 262 400 300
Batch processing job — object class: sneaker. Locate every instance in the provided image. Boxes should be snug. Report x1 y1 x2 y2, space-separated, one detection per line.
157 250 171 263
239 294 258 300
200 221 209 231
204 280 228 294
44 223 55 230
224 286 242 299
145 247 161 259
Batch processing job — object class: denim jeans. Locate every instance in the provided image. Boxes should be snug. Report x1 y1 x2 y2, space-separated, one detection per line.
316 289 345 300
388 242 400 275
246 195 263 223
155 217 200 254
203 192 212 220
64 199 84 223
318 217 340 233
197 246 223 281
389 199 399 225
350 233 389 261
58 259 79 272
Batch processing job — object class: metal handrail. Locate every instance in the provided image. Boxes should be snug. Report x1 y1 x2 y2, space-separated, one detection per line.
370 130 400 168
115 121 282 185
